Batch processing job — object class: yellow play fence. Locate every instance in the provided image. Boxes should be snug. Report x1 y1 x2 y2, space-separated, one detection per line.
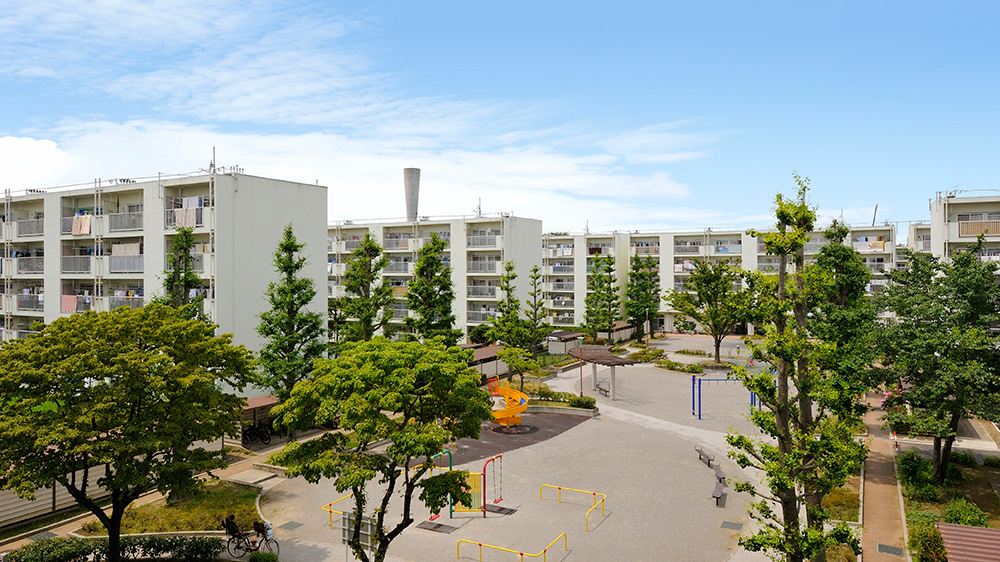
539 484 607 531
457 533 567 561
321 494 353 529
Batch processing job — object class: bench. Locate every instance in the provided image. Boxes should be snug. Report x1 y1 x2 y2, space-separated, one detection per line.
695 445 714 467
714 465 726 483
712 482 725 506
596 382 610 397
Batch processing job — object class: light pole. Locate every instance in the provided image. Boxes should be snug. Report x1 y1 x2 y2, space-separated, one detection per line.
577 335 585 397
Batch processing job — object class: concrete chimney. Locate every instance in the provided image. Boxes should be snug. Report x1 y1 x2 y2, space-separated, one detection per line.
404 168 420 222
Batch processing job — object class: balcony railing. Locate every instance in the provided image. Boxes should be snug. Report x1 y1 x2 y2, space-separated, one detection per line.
384 262 411 274
853 241 886 252
17 294 44 311
109 255 144 273
164 253 206 273
344 240 362 251
550 265 574 273
865 263 887 272
552 315 575 325
468 261 498 273
467 286 498 298
550 282 574 291
919 241 931 251
632 245 659 255
959 219 1000 237
467 310 498 323
61 217 74 234
383 238 409 249
674 245 701 254
392 307 409 319
108 212 143 232
713 244 741 254
71 296 94 312
673 263 696 273
108 296 144 310
61 256 92 274
467 235 499 248
17 219 44 236
550 299 574 308
164 207 204 228
17 257 44 274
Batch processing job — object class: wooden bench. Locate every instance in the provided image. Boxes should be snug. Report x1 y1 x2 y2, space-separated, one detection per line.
695 445 715 467
596 382 610 397
714 465 726 483
712 482 725 506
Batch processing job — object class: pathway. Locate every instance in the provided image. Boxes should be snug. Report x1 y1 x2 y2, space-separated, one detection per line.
861 392 908 561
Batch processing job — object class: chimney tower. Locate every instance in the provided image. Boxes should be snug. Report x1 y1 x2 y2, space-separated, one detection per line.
404 168 420 221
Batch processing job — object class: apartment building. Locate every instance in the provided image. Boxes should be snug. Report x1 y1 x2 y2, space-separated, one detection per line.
919 192 1000 262
0 172 328 351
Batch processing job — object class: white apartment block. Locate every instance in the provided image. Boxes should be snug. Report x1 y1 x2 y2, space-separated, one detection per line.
0 172 328 352
914 192 1000 262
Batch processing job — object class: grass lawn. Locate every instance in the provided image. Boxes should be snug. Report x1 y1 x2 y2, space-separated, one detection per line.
76 480 260 536
903 461 1000 527
822 474 861 522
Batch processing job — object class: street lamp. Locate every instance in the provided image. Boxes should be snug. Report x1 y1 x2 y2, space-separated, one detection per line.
577 335 585 397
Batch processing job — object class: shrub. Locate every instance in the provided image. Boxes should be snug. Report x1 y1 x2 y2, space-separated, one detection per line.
626 348 664 363
250 552 280 562
630 341 647 349
676 349 708 356
609 345 626 353
4 537 94 562
904 482 942 502
950 450 978 467
945 463 964 484
907 510 941 525
898 450 932 485
983 456 1000 468
521 381 552 396
943 498 989 527
908 520 947 562
567 395 596 409
654 359 704 374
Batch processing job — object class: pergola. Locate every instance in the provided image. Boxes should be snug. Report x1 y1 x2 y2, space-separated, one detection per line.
568 345 638 400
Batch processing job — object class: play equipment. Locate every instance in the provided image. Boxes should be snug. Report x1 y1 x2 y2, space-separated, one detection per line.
457 533 567 562
489 378 529 428
453 453 503 518
691 373 776 419
322 494 353 529
539 485 607 531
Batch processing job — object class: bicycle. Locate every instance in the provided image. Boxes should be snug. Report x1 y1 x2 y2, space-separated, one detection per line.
240 420 271 447
226 530 279 558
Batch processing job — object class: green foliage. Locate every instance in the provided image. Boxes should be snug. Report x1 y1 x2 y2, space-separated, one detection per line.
904 482 943 502
4 536 224 562
0 304 253 562
664 258 752 362
163 226 203 309
524 265 553 352
257 224 327 401
609 345 625 353
468 323 491 344
340 233 395 342
983 456 1000 468
498 347 540 392
821 483 860 522
626 348 664 362
4 537 93 562
654 359 704 374
907 509 941 525
522 384 595 409
249 552 280 562
624 256 660 339
584 255 621 341
907 520 947 562
567 395 597 409
271 338 493 562
899 450 933 485
949 450 978 467
487 261 530 349
405 233 461 343
943 497 989 526
676 348 708 356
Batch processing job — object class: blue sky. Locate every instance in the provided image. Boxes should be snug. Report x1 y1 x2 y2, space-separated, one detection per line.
1 1 997 234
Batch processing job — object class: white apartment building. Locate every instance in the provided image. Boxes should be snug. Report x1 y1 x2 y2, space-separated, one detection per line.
0 172 328 351
916 192 1000 262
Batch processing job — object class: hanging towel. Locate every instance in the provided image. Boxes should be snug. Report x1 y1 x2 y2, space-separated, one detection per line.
61 295 76 314
72 216 82 236
80 215 91 235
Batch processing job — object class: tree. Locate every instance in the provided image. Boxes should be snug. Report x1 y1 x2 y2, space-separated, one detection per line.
584 255 620 342
876 238 1000 483
624 256 660 340
161 226 206 318
0 304 253 562
486 261 530 349
405 233 461 343
726 176 867 562
498 346 540 392
523 265 552 355
341 233 394 341
664 258 750 363
270 338 493 562
468 323 491 344
257 224 327 402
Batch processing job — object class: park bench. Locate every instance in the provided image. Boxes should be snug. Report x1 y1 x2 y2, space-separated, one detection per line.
695 445 714 467
714 464 726 484
712 482 725 506
596 382 610 397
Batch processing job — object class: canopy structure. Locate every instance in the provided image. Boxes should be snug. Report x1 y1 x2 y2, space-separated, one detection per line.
937 522 1000 562
568 345 638 399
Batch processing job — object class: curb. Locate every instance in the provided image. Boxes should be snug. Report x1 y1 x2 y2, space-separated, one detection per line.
525 405 599 417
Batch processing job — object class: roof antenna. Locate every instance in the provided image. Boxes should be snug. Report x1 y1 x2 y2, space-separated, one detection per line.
473 198 482 218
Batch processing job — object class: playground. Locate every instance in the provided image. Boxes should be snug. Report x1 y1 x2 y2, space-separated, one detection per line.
251 352 769 561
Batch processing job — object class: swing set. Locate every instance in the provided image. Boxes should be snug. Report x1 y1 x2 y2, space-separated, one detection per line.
452 453 504 518
690 373 776 420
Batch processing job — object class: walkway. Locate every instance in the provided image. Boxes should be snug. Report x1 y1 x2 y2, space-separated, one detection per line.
861 392 907 561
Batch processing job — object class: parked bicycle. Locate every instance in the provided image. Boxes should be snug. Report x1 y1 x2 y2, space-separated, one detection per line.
241 420 271 447
222 517 278 558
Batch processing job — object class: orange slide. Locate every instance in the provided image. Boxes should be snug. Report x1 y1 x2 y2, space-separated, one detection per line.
491 381 529 427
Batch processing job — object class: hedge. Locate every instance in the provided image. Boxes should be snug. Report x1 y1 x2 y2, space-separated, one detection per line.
4 536 225 562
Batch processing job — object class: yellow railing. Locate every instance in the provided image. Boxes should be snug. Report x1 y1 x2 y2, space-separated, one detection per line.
322 494 353 529
539 484 607 531
457 533 567 561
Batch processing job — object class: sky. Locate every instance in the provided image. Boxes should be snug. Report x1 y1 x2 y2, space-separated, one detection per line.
1 1 998 235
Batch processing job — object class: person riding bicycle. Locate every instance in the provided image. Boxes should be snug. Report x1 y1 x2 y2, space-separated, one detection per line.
222 514 244 538
252 520 274 540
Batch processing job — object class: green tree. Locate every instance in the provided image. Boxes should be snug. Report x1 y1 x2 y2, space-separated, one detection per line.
0 304 253 562
498 346 540 392
726 176 867 562
341 233 394 341
270 338 493 562
876 238 1000 483
405 233 461 343
257 224 327 402
524 265 552 355
468 323 491 344
664 258 750 362
624 256 660 340
584 255 620 342
161 226 206 318
486 261 530 348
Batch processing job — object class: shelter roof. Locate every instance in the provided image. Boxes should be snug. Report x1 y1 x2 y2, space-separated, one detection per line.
548 330 585 342
568 345 638 366
937 522 1000 562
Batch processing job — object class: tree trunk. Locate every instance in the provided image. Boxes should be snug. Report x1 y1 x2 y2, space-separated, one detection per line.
933 413 962 483
714 336 722 363
108 506 123 562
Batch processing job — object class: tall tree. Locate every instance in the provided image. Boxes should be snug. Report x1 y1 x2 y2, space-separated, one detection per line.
341 233 394 341
524 265 552 355
257 224 326 402
405 233 461 343
0 304 253 562
584 255 621 342
726 176 867 562
162 226 205 317
664 258 750 362
497 346 540 392
486 261 530 348
876 238 1000 482
271 338 493 562
624 256 661 340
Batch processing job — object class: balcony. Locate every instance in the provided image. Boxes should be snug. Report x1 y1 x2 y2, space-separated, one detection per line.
61 295 93 313
959 219 1000 237
587 246 614 256
548 264 574 274
108 295 144 310
164 253 207 273
674 245 702 254
467 285 498 299
467 310 498 323
467 235 500 248
853 241 886 252
17 294 44 311
383 238 410 250
713 244 741 255
384 262 412 274
164 207 205 228
108 212 143 232
109 255 144 274
546 247 573 258
673 262 696 273
864 263 887 273
632 245 659 256
550 299 575 308
17 219 44 237
391 306 410 320
468 261 498 273
16 257 44 274
62 256 92 274
548 282 574 291
391 286 408 297
344 239 363 251
551 315 575 325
